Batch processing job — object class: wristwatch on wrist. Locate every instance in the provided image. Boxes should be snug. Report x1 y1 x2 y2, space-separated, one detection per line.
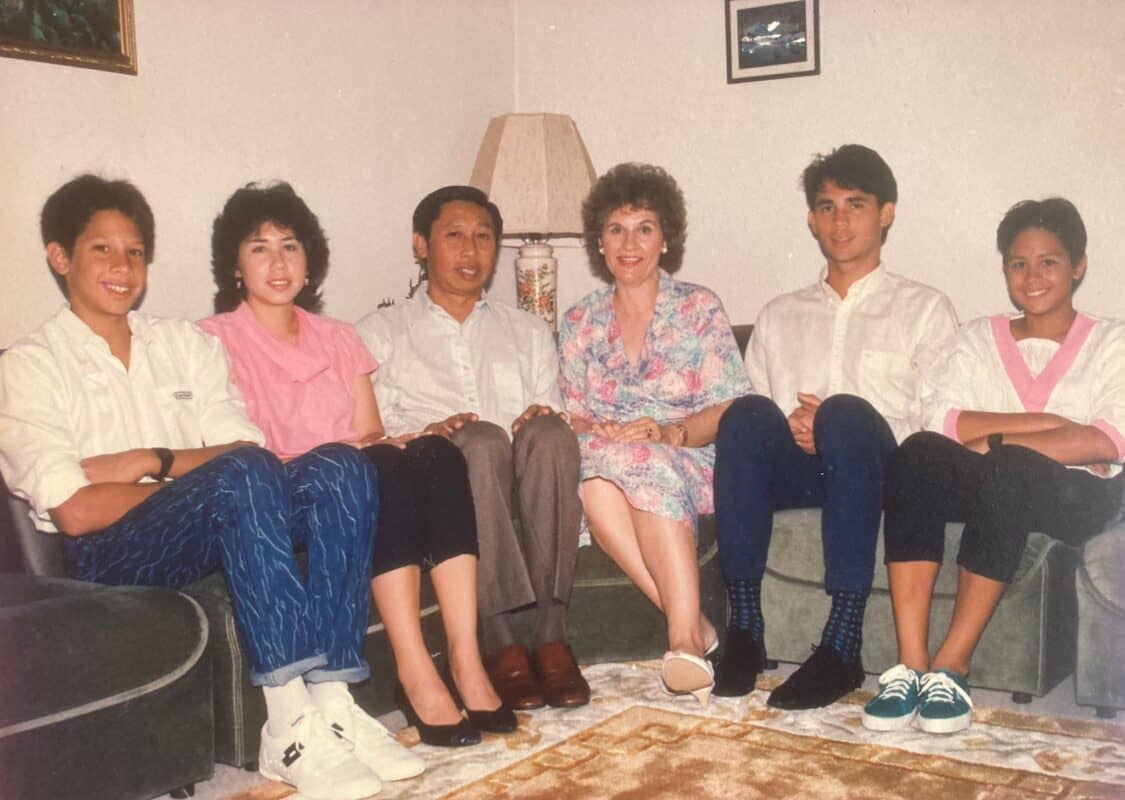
987 433 1004 452
152 447 174 481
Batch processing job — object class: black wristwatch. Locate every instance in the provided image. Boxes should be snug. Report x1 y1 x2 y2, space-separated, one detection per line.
987 433 1004 452
152 447 174 481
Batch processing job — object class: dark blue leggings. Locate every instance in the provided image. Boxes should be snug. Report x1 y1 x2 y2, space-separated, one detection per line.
64 444 378 687
714 393 897 593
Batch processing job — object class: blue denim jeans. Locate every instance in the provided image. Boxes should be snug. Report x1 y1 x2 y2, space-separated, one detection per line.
64 444 379 687
714 394 896 594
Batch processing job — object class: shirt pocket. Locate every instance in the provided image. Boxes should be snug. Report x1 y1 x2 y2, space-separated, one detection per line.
857 349 912 419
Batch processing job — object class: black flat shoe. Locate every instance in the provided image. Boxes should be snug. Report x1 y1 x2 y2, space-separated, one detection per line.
441 662 518 734
393 682 481 747
767 644 864 710
713 629 767 698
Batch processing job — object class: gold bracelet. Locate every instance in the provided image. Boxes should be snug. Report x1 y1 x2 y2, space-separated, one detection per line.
673 422 688 447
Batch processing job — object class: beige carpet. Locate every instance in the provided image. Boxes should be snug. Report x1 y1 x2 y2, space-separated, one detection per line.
226 662 1125 799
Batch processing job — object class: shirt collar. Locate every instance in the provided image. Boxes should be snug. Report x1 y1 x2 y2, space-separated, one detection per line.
56 306 151 351
230 302 329 383
816 262 887 305
415 281 489 324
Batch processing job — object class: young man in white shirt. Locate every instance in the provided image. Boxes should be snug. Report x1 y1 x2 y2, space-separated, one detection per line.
0 175 418 800
712 146 959 709
356 186 589 711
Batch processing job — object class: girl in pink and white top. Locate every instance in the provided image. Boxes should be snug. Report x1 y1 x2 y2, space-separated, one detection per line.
865 198 1125 735
200 183 514 754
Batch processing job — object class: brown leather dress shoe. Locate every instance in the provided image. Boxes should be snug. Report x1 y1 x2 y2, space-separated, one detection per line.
487 645 545 710
535 642 591 708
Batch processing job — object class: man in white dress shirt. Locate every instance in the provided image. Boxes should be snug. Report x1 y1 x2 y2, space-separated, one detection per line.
356 186 589 710
711 145 959 709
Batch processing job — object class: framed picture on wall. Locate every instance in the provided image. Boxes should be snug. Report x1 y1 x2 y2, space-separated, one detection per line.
726 0 819 84
0 0 136 75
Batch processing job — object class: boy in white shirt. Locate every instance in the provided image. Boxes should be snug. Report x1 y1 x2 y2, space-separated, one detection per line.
712 145 958 709
0 175 411 799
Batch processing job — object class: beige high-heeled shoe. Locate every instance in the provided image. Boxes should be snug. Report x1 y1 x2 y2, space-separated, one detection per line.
661 651 715 707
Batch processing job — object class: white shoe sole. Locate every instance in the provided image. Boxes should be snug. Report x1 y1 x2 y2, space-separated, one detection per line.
259 762 382 800
917 711 972 734
861 708 917 731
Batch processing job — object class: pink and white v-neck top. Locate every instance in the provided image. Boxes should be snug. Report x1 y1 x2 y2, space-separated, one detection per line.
920 313 1125 469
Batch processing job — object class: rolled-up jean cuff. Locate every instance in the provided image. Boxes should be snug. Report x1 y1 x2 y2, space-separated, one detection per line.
251 653 328 688
305 664 371 684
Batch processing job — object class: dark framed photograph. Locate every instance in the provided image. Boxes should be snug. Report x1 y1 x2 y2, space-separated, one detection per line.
0 0 136 75
726 0 819 84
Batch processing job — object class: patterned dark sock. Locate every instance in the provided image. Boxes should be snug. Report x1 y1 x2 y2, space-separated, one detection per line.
726 579 764 640
821 590 867 663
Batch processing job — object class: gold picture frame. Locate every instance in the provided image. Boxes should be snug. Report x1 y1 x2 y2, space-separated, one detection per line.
0 0 136 75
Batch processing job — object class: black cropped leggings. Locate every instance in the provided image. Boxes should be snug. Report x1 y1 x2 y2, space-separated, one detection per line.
883 432 1124 583
363 434 479 576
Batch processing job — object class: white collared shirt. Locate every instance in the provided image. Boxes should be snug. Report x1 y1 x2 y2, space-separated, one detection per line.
0 307 264 531
746 264 959 442
355 285 564 436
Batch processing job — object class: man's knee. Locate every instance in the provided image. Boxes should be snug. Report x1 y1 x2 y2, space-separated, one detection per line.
453 420 512 469
212 445 285 486
717 394 781 445
814 394 893 454
513 413 578 467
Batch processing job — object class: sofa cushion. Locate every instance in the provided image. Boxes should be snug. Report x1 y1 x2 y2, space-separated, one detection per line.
768 509 1061 596
1080 523 1125 614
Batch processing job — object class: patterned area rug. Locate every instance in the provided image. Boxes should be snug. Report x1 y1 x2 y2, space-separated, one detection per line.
226 662 1125 799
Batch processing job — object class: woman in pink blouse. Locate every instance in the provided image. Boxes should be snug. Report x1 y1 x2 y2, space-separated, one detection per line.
200 183 514 753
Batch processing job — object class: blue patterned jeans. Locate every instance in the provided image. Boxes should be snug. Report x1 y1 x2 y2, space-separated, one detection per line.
64 444 379 687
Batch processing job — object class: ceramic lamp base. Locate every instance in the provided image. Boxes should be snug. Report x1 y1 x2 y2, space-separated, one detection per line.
515 241 558 329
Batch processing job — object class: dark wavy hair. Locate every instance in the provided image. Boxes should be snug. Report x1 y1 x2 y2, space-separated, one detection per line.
997 198 1087 294
211 182 329 313
41 174 155 297
801 144 897 242
581 162 687 281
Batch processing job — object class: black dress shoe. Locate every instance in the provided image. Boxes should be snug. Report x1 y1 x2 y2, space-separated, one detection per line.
393 683 481 747
713 629 767 698
767 644 864 710
440 663 518 733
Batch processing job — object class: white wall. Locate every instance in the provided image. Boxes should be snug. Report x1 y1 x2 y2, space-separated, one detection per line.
4 1 1124 346
516 0 1125 326
0 1 515 346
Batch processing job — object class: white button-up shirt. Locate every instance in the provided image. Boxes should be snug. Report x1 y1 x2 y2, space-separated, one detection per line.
746 264 959 443
355 287 564 437
0 308 264 531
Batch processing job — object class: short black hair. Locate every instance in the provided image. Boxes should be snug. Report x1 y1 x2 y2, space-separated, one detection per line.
40 174 155 296
581 162 687 281
412 185 503 240
801 144 898 209
211 182 329 313
996 198 1087 266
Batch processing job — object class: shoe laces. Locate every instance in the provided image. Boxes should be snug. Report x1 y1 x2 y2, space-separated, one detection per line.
920 671 972 708
324 697 393 747
288 709 359 770
875 664 918 701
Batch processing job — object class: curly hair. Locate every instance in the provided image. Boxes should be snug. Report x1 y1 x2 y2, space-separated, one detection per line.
581 163 687 281
211 182 329 313
40 174 155 297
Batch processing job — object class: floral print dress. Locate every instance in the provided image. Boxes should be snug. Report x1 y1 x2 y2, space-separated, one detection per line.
558 273 751 530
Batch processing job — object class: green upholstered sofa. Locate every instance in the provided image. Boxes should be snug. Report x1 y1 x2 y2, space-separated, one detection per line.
1075 521 1125 718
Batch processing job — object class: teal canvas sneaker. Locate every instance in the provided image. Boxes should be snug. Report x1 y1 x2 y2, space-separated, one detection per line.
862 664 922 731
918 669 973 734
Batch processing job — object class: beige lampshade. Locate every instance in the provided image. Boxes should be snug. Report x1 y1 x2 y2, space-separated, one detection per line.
469 113 597 237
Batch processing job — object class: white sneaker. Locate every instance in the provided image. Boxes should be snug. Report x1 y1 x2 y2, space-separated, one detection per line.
321 695 426 781
259 707 383 800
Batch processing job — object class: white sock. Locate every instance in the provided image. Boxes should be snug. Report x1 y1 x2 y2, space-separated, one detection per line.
262 676 313 738
307 680 353 714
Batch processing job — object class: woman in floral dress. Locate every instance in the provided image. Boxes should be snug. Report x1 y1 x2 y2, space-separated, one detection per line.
558 163 750 705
